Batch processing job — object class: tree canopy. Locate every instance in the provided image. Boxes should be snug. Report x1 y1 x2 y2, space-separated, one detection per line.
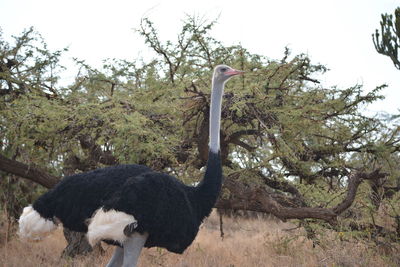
1 16 399 249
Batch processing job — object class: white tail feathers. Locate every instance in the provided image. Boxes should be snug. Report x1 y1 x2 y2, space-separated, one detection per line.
18 206 57 241
87 208 137 246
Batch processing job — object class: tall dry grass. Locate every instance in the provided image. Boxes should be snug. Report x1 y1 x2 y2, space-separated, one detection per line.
0 211 398 267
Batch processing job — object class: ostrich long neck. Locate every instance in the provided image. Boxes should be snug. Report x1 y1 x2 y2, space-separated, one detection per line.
209 79 224 153
195 77 224 219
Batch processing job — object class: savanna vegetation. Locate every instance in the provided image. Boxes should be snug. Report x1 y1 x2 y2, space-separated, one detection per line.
1 8 399 266
2 211 396 267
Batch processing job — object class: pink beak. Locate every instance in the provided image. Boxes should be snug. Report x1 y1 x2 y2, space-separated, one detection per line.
225 69 245 76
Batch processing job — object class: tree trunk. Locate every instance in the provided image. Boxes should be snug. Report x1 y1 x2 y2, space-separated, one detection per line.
61 228 93 258
60 154 104 258
62 228 105 258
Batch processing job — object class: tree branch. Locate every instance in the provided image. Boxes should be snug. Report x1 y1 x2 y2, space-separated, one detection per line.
256 171 307 206
217 169 388 223
0 154 58 188
333 169 387 214
78 135 118 166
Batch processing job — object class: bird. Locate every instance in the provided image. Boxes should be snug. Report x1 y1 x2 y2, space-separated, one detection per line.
18 64 244 267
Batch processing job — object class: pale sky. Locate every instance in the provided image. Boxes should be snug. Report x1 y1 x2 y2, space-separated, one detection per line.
1 0 399 114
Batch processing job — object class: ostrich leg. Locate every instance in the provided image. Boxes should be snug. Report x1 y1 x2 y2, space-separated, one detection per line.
106 246 124 267
121 232 148 267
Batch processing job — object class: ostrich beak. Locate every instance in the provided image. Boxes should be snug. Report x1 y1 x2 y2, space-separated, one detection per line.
226 69 245 76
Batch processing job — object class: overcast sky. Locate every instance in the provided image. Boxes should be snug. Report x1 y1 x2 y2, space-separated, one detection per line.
1 0 399 114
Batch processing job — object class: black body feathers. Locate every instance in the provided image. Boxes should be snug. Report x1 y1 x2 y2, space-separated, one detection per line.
33 151 222 254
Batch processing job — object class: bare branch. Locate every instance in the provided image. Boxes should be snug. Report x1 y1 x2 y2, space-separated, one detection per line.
217 169 388 223
0 154 58 188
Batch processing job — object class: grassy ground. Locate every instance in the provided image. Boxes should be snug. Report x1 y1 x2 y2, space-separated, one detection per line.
0 211 398 267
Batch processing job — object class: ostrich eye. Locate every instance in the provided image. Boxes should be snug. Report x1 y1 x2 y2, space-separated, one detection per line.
220 67 227 72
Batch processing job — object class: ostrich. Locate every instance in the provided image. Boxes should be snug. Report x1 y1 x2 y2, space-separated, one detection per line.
18 65 243 267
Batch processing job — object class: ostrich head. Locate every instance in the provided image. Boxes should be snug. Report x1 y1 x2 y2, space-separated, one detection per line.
213 65 244 84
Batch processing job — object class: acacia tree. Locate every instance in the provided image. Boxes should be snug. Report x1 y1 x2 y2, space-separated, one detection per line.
136 17 399 229
0 16 399 256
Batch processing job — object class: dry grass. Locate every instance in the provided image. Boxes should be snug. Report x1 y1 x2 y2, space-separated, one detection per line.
1 211 398 267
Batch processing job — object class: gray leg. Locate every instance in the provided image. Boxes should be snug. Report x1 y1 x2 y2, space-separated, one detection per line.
121 232 148 267
106 246 124 267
